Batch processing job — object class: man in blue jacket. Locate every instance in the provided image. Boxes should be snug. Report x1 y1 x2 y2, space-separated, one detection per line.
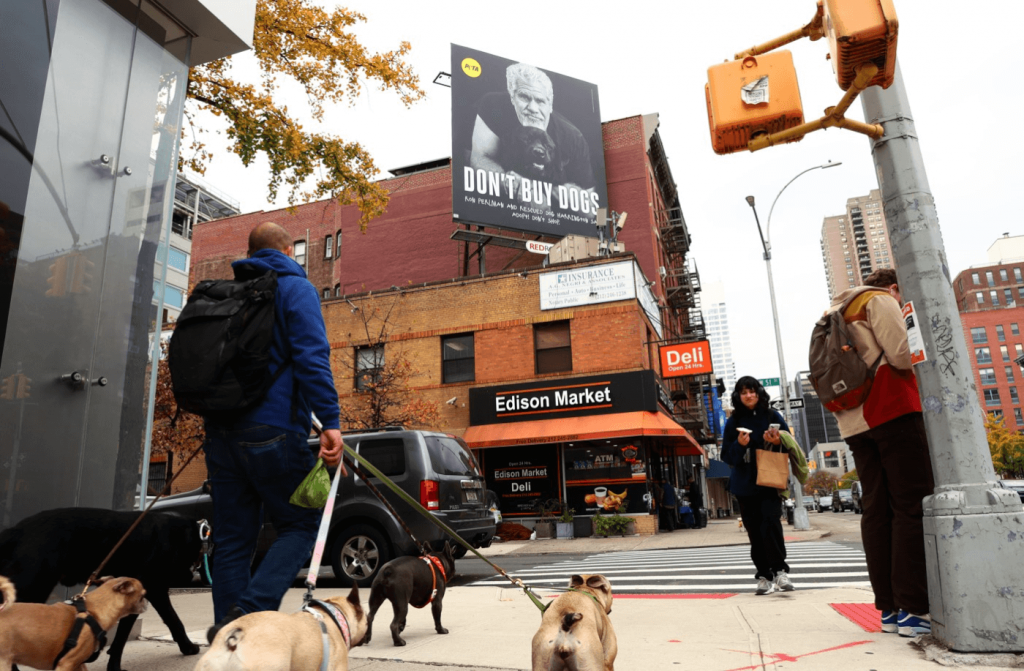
205 222 345 641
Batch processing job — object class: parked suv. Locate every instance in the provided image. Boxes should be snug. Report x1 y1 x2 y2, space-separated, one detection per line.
832 489 855 512
850 481 863 514
152 429 496 587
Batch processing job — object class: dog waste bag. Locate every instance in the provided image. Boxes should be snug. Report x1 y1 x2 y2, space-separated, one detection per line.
290 458 331 508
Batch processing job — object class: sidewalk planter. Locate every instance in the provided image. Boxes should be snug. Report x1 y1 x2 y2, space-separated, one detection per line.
534 521 555 539
593 514 636 537
573 516 593 538
555 522 574 539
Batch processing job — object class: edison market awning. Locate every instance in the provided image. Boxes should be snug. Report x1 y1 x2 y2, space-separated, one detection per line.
463 410 703 456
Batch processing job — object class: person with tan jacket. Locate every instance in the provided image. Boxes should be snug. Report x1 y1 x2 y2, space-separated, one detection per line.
828 268 934 637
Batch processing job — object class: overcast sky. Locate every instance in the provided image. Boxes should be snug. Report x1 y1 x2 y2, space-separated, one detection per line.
195 1 1024 397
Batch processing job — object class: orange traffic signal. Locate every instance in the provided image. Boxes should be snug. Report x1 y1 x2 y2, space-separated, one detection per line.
705 51 805 155
0 374 15 400
70 254 95 294
46 255 69 297
15 374 30 399
823 0 898 90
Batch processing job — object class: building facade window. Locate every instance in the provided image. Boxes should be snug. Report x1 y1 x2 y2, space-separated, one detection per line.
976 347 992 364
324 235 333 259
1001 269 1009 282
355 345 384 390
990 409 1004 419
1016 268 1023 284
996 325 1006 341
1016 408 1024 425
336 230 342 256
972 272 981 285
167 246 188 273
987 271 995 286
1006 289 1015 305
294 240 306 267
1017 344 1024 358
1011 386 1020 405
991 290 1000 305
971 327 987 343
1002 345 1011 361
984 388 1001 406
979 368 997 385
335 284 341 297
1013 323 1020 336
1006 366 1016 383
441 333 475 383
535 321 572 374
977 292 985 304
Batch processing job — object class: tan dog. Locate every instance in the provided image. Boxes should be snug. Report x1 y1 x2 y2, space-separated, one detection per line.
531 574 617 671
0 574 147 671
195 586 367 671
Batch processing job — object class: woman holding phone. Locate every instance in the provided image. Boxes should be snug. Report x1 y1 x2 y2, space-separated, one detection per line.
721 376 793 595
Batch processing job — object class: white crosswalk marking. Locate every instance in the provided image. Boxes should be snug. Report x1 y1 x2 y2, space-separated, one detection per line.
468 542 870 593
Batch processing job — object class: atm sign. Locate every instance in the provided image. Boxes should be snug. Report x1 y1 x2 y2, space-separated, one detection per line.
659 341 714 378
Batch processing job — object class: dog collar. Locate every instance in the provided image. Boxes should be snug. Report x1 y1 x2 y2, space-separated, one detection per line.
304 598 351 650
565 587 602 608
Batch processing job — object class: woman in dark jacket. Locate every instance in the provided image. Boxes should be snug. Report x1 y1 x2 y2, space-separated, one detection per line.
721 376 793 595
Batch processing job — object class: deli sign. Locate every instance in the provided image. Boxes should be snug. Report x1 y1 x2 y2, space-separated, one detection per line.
660 340 713 378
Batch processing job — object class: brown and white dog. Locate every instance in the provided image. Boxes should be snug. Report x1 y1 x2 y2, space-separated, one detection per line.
195 586 367 671
531 574 617 671
0 574 147 671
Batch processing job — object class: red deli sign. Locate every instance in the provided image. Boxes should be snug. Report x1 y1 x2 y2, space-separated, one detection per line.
659 341 713 378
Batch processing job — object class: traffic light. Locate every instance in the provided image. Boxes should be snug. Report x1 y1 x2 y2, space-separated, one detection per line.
705 51 805 155
46 255 69 297
70 254 95 294
15 374 30 399
0 374 15 400
823 0 898 91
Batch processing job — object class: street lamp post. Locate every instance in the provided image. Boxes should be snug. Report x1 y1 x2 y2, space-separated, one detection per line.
745 161 841 531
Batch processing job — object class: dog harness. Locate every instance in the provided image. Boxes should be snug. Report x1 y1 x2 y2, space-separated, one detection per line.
303 598 352 671
52 598 107 668
413 555 449 608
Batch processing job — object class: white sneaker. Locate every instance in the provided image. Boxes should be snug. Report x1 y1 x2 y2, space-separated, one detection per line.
755 577 775 595
774 570 795 592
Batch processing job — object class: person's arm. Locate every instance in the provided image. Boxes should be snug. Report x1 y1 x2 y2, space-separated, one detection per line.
469 116 505 173
867 293 913 370
282 279 341 432
721 419 749 466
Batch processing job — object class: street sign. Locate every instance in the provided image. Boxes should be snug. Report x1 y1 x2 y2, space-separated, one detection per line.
770 398 805 411
759 377 780 387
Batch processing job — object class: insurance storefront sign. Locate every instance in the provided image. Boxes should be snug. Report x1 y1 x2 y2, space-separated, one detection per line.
539 261 662 338
470 370 660 425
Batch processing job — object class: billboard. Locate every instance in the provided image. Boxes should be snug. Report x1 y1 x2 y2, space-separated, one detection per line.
451 44 608 237
659 340 714 378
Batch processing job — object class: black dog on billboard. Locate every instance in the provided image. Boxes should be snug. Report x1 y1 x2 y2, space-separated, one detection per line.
465 62 598 216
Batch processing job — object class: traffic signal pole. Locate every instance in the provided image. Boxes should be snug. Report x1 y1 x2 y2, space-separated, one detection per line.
861 62 1024 652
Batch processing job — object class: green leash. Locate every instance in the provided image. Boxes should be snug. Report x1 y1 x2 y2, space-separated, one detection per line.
341 442 549 613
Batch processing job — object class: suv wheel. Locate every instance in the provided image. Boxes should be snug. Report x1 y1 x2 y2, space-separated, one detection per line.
330 524 391 588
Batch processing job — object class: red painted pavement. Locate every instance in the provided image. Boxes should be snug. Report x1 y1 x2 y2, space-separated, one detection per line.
830 602 883 633
722 639 873 671
545 593 736 599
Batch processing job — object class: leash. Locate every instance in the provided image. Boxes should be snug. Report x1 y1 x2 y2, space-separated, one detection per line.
78 437 207 598
341 451 432 556
308 421 547 613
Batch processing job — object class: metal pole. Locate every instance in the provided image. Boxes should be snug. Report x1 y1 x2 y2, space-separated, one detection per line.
862 62 1023 652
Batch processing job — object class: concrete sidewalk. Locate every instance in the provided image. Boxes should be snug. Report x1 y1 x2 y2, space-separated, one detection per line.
118 519 1010 670
123 583 1007 671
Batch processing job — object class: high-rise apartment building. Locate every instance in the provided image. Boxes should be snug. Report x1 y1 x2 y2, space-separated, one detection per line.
793 370 842 449
952 235 1024 429
820 189 895 299
702 281 737 400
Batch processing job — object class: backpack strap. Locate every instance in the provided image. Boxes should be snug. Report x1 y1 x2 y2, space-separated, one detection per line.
838 290 888 373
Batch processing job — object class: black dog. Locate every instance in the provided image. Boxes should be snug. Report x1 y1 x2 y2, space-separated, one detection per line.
0 507 202 671
505 125 559 182
364 542 456 647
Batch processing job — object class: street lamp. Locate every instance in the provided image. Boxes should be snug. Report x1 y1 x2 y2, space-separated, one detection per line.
745 160 841 531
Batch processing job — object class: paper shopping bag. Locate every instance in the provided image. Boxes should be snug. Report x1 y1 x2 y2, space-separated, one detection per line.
756 446 790 490
289 458 331 508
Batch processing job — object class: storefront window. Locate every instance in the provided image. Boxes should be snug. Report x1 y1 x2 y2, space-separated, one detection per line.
564 442 648 515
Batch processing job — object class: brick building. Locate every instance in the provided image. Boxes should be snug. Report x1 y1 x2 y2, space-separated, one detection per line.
329 254 702 529
952 245 1024 429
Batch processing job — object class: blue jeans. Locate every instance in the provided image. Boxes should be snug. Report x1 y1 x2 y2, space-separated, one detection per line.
203 421 320 621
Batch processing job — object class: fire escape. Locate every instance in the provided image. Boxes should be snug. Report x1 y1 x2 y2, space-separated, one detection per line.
658 206 712 442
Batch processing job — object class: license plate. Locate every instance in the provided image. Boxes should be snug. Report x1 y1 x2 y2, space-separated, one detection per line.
466 491 478 501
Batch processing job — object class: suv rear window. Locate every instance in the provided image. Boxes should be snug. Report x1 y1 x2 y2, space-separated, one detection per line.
426 436 481 476
357 437 406 476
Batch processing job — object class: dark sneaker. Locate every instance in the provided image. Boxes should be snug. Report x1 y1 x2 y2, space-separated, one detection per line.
774 570 794 592
207 605 245 643
755 577 774 595
897 611 931 637
880 609 898 633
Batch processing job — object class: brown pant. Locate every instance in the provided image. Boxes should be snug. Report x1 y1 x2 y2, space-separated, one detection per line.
846 412 935 615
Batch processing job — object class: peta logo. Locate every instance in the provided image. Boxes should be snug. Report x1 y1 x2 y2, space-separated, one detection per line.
659 341 714 378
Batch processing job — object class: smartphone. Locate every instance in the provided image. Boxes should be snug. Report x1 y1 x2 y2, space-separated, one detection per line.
769 423 780 431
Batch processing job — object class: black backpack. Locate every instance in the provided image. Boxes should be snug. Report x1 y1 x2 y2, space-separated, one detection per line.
168 263 288 420
807 291 885 412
